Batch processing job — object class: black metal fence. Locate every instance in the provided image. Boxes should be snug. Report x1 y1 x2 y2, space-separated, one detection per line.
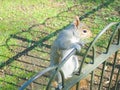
62 22 120 90
19 22 120 90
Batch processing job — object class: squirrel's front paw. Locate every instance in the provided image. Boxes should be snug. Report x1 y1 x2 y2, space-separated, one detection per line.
80 79 88 90
71 44 81 52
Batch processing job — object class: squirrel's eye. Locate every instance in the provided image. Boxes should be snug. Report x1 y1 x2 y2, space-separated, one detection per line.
83 30 87 33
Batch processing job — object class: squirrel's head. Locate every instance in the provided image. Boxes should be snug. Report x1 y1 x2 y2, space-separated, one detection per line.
73 16 92 40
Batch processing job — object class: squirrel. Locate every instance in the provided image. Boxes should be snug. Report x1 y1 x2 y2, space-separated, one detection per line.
19 16 92 90
50 16 92 90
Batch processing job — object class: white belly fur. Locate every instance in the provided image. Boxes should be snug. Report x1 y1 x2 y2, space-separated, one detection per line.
61 49 79 79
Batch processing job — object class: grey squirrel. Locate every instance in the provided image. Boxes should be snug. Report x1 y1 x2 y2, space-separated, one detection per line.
50 16 92 89
19 16 92 90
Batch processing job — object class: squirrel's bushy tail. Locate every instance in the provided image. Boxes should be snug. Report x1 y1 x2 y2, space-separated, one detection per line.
50 45 60 66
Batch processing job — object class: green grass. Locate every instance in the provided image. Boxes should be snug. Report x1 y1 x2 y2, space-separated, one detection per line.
0 0 120 90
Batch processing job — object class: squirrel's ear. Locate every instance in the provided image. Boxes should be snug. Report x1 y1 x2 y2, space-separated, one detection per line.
73 16 80 28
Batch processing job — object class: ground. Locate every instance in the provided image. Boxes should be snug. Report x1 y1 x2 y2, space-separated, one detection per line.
0 0 120 90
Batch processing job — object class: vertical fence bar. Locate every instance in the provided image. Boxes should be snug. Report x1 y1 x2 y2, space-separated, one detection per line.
76 82 79 90
98 61 107 90
46 68 58 90
92 46 96 64
59 70 65 89
90 46 96 90
90 71 94 90
108 51 118 90
114 65 120 90
118 25 120 45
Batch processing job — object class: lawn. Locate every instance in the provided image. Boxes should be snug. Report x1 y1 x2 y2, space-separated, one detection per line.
0 0 120 90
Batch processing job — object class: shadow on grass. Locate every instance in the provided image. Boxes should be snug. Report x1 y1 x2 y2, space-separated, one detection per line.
0 0 114 68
